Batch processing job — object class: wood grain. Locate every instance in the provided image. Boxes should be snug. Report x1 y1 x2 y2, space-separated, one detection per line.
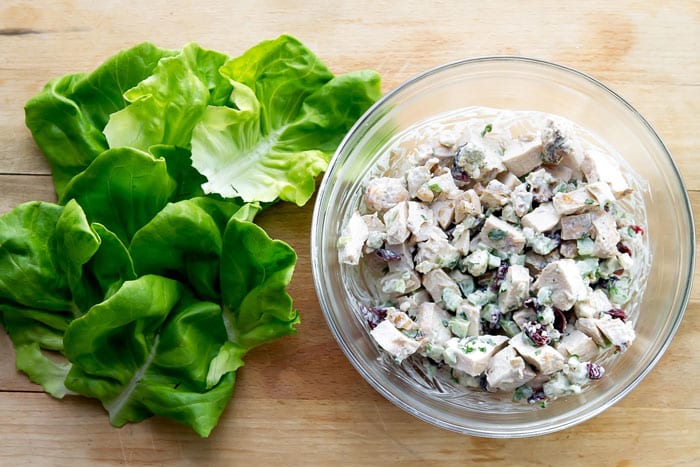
0 0 698 465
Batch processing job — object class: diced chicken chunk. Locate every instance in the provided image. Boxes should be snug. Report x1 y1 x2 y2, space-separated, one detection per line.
386 242 415 273
591 288 613 310
586 181 616 207
521 203 560 233
422 269 461 304
414 223 447 243
443 335 508 376
362 213 386 251
498 264 531 312
454 189 482 223
380 270 421 296
386 307 419 331
453 140 505 183
510 183 533 218
509 332 566 375
581 149 632 198
533 259 587 310
559 240 577 258
427 172 460 199
596 317 635 351
575 317 606 346
480 179 512 209
365 177 409 212
560 212 593 240
591 211 620 258
406 201 433 236
480 215 526 254
502 139 543 177
415 237 459 273
370 320 420 362
338 211 369 265
486 345 537 392
496 171 522 190
545 163 573 184
450 222 471 256
480 150 507 183
555 328 598 361
416 302 452 346
384 201 410 245
406 166 432 198
552 186 599 216
431 199 455 229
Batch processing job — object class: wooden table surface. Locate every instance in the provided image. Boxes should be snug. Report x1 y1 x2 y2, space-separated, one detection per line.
1 1 698 465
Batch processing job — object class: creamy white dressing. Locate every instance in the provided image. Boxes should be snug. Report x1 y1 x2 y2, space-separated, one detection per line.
339 106 650 404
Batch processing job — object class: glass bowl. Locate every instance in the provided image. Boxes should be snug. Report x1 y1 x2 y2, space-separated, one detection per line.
310 57 694 437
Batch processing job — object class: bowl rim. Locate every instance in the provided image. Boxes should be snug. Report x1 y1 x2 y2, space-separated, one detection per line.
311 55 696 437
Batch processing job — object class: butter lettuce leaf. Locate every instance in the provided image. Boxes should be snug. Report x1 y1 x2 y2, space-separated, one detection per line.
63 275 236 437
24 43 176 196
104 43 232 151
191 35 381 205
129 197 258 301
0 200 135 398
59 147 178 245
220 217 299 349
0 201 72 312
149 144 208 200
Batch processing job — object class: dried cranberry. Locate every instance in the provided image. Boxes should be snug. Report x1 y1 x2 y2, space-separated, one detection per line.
553 307 567 333
605 308 627 321
451 165 471 183
524 321 551 346
587 362 604 380
527 389 546 404
480 375 489 392
598 275 618 290
545 230 562 246
630 225 645 235
490 261 510 292
375 248 401 262
360 305 387 329
616 242 632 255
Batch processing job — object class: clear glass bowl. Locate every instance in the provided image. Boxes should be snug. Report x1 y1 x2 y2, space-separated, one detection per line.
310 57 695 437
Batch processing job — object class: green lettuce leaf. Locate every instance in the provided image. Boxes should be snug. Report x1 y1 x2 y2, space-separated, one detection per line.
0 201 136 398
63 275 236 437
24 43 176 196
86 223 137 300
190 35 381 205
53 199 102 310
220 217 299 349
149 144 208 200
0 201 72 312
129 197 258 301
59 147 178 245
104 43 232 151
